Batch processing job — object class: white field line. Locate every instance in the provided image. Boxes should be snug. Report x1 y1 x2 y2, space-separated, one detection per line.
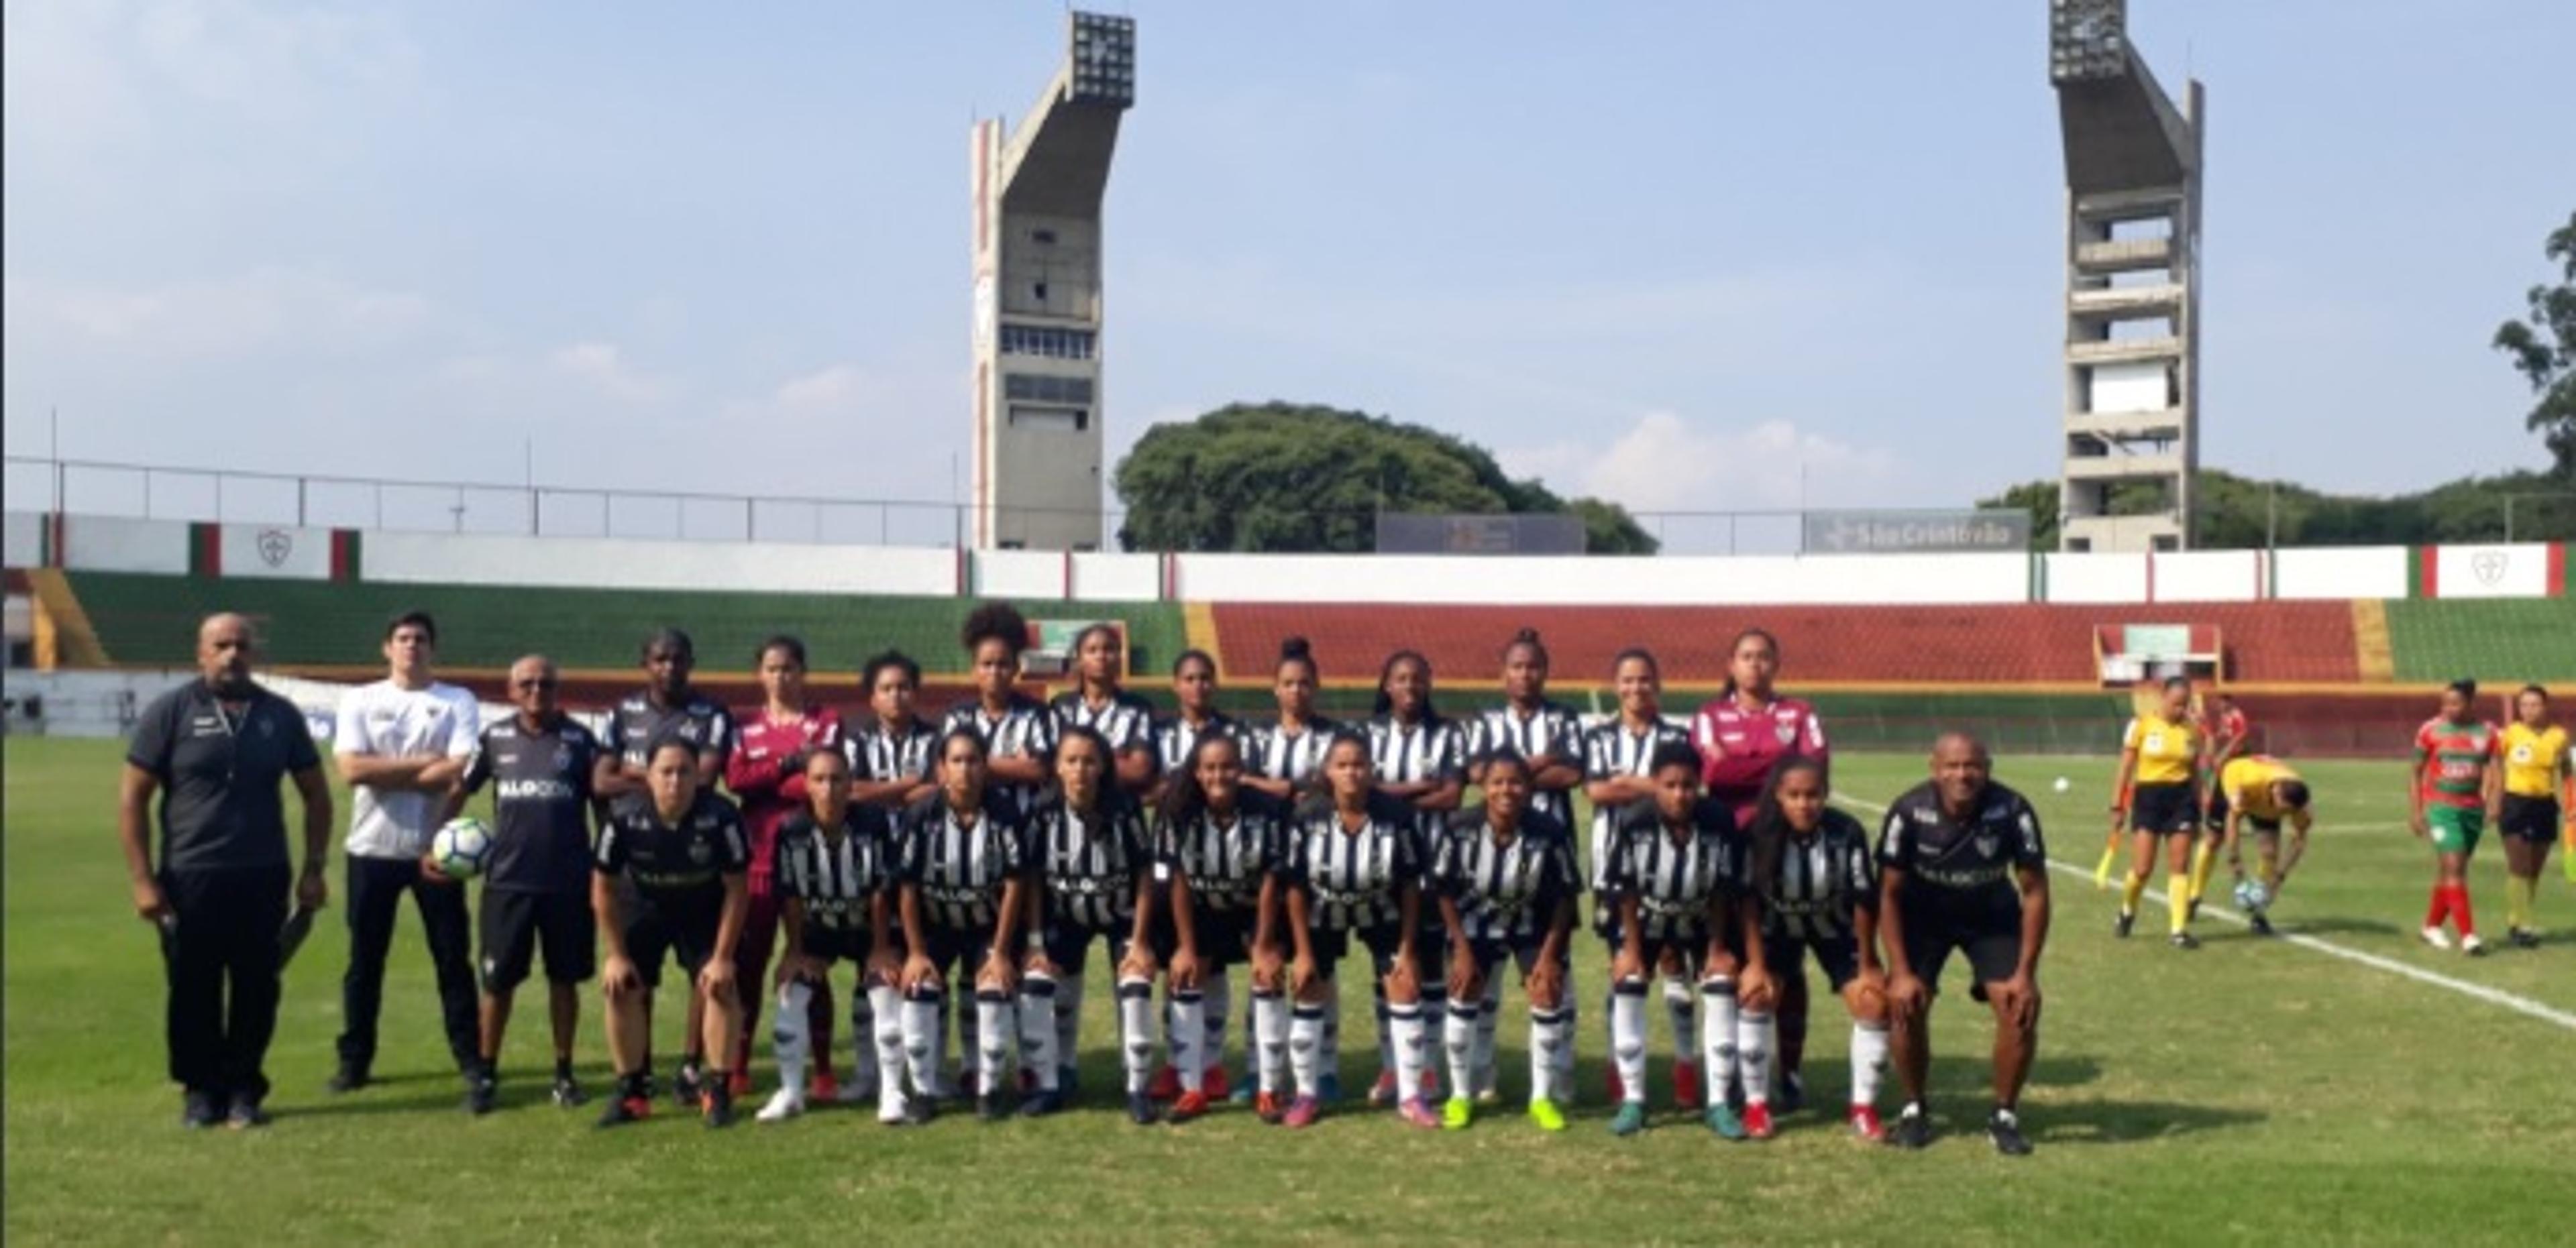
1832 796 2576 1033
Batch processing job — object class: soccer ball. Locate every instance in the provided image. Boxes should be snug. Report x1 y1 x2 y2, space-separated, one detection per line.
2232 878 2271 914
2051 777 2072 794
432 817 494 880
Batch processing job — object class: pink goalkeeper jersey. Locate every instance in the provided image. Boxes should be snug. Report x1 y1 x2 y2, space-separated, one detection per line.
1690 694 1829 827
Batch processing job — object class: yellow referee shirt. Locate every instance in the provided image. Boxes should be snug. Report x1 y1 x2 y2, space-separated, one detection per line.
2500 723 2569 798
2220 756 2300 822
2123 714 2200 786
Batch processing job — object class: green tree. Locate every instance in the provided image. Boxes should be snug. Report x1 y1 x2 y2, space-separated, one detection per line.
1974 479 2060 551
2493 210 2576 477
1112 402 1659 554
1980 466 2576 549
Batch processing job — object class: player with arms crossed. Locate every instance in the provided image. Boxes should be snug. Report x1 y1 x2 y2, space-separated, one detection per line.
1156 732 1291 1122
2412 679 2502 954
1051 623 1160 799
2497 685 2568 947
1878 732 2051 1155
1743 756 1891 1141
2207 753 2316 938
2107 677 2208 949
755 748 904 1125
1430 750 1581 1133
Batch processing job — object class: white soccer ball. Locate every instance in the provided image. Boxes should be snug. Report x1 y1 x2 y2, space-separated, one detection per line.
2233 878 2271 914
433 817 494 880
2051 777 2072 794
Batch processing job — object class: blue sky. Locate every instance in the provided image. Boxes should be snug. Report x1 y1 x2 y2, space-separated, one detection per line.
6 1 2571 544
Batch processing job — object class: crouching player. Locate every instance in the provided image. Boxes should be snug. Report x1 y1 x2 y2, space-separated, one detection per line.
1022 727 1160 1123
755 748 905 1125
1744 758 1890 1140
1156 732 1291 1123
894 730 1034 1123
1430 750 1580 1132
2208 754 2315 938
1603 744 1773 1139
593 735 751 1129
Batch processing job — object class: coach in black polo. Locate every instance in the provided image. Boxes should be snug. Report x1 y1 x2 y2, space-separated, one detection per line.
116 612 333 1130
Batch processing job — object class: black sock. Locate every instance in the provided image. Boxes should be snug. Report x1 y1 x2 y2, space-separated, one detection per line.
619 1071 647 1098
682 1050 704 1071
555 1057 575 1082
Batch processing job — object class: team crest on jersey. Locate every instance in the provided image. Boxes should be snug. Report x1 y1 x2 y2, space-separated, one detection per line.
1974 833 1999 857
1775 722 1799 745
551 742 573 772
688 840 711 864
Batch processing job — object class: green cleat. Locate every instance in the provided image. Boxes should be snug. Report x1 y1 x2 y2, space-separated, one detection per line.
1442 1096 1472 1131
1609 1102 1647 1137
1527 1098 1567 1132
1705 1102 1748 1139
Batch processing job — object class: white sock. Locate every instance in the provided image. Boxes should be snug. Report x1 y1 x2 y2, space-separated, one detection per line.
1201 971 1232 1076
1470 976 1503 1095
772 980 814 1096
1253 990 1289 1095
1442 997 1478 1100
1054 973 1085 1076
1118 976 1157 1094
849 991 878 1093
1611 978 1648 1104
867 983 906 1117
1289 1000 1325 1096
1850 1021 1890 1110
1664 975 1698 1060
973 991 1012 1096
1700 978 1739 1104
900 990 943 1099
1016 973 1061 1092
1171 988 1207 1093
1389 1000 1427 1102
1529 1004 1571 1103
1736 1010 1774 1107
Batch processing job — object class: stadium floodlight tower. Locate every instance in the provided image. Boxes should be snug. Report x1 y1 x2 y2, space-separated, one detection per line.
967 11 1135 552
2049 0 2204 552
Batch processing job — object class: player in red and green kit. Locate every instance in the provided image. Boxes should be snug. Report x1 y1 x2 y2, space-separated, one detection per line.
2410 679 2502 956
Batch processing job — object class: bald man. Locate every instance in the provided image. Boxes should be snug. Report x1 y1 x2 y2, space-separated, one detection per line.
1874 732 2051 1155
119 614 333 1129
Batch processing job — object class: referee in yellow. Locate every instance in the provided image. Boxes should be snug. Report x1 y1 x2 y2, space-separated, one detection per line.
2209 754 2314 937
2498 685 2570 948
2108 677 2204 948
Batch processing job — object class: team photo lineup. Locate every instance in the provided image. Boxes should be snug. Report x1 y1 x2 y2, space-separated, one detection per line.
118 600 2573 1155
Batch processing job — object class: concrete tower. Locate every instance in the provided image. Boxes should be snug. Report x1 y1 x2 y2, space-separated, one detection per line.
2049 0 2204 552
969 11 1135 551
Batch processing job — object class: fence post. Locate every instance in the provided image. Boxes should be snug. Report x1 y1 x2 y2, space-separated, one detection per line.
745 497 755 543
214 474 224 522
297 477 307 527
143 469 152 519
2505 495 2515 543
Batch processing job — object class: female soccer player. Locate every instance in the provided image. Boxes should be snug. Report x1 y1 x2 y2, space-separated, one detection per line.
2108 677 2206 949
1432 750 1580 1132
2497 685 2569 948
2411 679 2502 955
1022 727 1161 1122
849 650 940 812
941 603 1058 1092
1582 647 1693 1107
1602 743 1770 1139
2210 753 2316 938
1457 629 1583 1102
755 748 904 1125
1148 648 1240 1100
593 736 751 1129
1279 732 1439 1129
1239 636 1340 1098
894 728 1033 1122
1366 650 1466 1104
722 635 847 1100
1050 623 1159 797
1156 732 1290 1123
1743 757 1888 1141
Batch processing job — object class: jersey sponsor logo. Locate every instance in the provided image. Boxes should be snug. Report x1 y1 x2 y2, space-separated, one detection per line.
497 777 577 801
1917 864 2010 889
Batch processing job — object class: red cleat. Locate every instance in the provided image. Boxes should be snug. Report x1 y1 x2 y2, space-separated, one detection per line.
1847 1104 1885 1142
1742 1101 1776 1141
1672 1059 1704 1111
1606 1067 1625 1104
1169 1090 1210 1123
810 1067 841 1102
1254 1091 1287 1125
1148 1064 1183 1102
1201 1065 1231 1100
1367 1070 1399 1106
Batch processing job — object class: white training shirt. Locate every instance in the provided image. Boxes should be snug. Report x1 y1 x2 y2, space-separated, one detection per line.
336 679 481 860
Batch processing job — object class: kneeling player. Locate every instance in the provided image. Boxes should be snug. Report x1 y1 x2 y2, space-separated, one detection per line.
894 729 1034 1123
1879 733 2051 1155
1744 757 1890 1140
593 736 751 1129
2210 754 2316 938
1022 727 1161 1122
756 748 904 1125
1430 750 1580 1132
1155 732 1289 1123
1603 744 1773 1139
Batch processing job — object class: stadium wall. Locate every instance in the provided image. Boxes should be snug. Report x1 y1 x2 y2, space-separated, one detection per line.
360 530 961 595
1168 551 2033 605
2272 547 2408 600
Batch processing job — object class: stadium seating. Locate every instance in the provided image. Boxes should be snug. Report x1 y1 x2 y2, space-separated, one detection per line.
2383 598 2576 683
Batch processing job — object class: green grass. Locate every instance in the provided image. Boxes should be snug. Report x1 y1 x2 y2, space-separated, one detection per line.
7 738 2573 1245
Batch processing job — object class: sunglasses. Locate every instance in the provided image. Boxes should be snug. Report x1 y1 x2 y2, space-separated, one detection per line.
513 678 559 690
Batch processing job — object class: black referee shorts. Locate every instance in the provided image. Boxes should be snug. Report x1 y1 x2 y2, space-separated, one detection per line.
2129 782 2198 836
2500 795 2561 844
621 891 723 991
1761 931 1861 992
479 888 594 992
1901 914 2020 997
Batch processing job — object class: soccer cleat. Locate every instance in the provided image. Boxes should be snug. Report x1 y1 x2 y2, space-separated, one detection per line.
2249 913 2276 938
1847 1104 1886 1142
1441 1096 1472 1130
325 1064 369 1095
2169 932 2200 951
1397 1097 1442 1129
702 1084 736 1129
899 1094 936 1127
1885 1104 1932 1149
1018 1090 1065 1119
1203 1066 1232 1101
182 1090 223 1129
1367 1070 1399 1107
727 1068 752 1098
2461 933 2487 957
1169 1090 1211 1123
597 1091 651 1129
976 1092 1007 1123
811 1068 841 1103
1283 1095 1322 1129
1527 1098 1567 1133
1230 1073 1257 1106
1673 1059 1704 1110
1776 1072 1806 1116
1254 1091 1287 1125
1704 1102 1746 1140
1128 1092 1160 1125
2114 910 2135 940
1057 1065 1081 1098
672 1061 704 1110
1148 1064 1183 1102
755 1089 804 1123
465 1073 498 1116
1742 1101 1776 1141
1609 1102 1648 1137
551 1074 586 1108
2509 927 2541 950
1316 1072 1344 1104
224 1097 270 1130
2188 897 2202 924
1987 1107 2033 1155
2421 926 2454 951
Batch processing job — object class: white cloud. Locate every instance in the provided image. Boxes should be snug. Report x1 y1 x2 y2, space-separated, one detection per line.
549 341 672 405
1509 411 1895 513
773 363 869 412
3 269 430 359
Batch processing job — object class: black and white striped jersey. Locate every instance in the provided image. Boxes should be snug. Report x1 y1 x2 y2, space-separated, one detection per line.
1245 717 1343 791
602 690 736 777
896 795 1028 933
775 807 894 935
1153 712 1241 779
1368 714 1466 791
1026 790 1152 933
1752 809 1878 942
845 716 940 789
1580 717 1697 891
1466 700 1586 825
940 694 1058 817
1050 689 1157 758
1603 797 1743 944
1285 795 1426 933
1158 795 1288 916
1430 807 1582 943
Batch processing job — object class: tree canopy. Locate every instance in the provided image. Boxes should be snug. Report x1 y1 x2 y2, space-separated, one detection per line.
1112 402 1656 554
1978 467 2576 551
2493 209 2576 477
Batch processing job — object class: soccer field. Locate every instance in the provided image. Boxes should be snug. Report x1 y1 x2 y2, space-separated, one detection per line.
6 738 2570 1245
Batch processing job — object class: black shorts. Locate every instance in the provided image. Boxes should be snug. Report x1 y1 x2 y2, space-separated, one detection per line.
2500 795 2561 844
1041 924 1143 976
1462 933 1568 984
623 891 723 991
2130 783 2198 835
1762 931 1861 992
1148 911 1252 968
1609 931 1708 982
799 924 874 968
918 925 997 980
479 887 595 991
1901 915 2020 995
1309 924 1441 989
2205 790 2282 836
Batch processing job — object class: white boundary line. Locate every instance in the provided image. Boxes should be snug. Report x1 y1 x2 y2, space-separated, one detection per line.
1833 796 2576 1033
